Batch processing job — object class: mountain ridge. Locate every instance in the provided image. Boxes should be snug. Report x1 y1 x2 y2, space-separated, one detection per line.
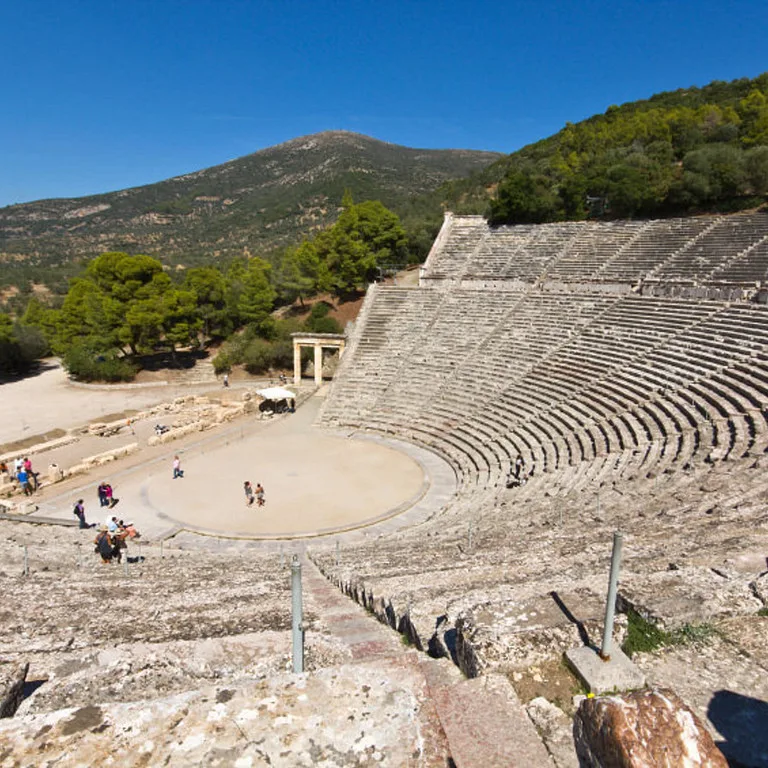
0 131 501 294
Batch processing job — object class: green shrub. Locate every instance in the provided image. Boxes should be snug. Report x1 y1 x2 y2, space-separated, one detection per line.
212 351 232 374
242 338 275 374
62 344 137 382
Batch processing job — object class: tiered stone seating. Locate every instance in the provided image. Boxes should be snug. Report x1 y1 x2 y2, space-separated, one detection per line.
421 212 768 287
423 214 488 279
598 217 717 282
545 220 648 280
654 213 768 281
710 235 768 283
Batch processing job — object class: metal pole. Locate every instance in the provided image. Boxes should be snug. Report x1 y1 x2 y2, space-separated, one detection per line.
23 545 29 577
468 522 473 551
76 543 81 569
600 531 624 661
335 539 340 567
160 540 164 559
291 555 304 673
123 552 129 577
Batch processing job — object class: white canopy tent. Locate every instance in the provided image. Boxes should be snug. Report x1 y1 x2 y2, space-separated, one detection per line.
256 387 296 401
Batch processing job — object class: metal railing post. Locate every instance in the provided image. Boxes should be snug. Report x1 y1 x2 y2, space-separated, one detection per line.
23 545 29 577
600 531 624 660
468 521 473 551
291 555 304 673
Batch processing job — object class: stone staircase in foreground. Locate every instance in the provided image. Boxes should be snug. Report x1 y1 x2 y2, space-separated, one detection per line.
1 547 557 767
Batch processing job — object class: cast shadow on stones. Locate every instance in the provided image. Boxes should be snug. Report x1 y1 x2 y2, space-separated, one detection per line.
707 689 768 768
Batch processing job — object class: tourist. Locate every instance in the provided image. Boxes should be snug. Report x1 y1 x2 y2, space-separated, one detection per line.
172 455 184 479
106 515 120 533
16 466 32 496
94 525 118 564
223 373 229 388
104 483 118 508
244 480 255 506
514 454 524 480
22 458 38 490
14 457 23 475
97 482 109 507
0 461 8 475
255 482 265 507
72 499 91 529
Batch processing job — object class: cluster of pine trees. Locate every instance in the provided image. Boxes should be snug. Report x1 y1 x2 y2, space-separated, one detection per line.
1 198 408 381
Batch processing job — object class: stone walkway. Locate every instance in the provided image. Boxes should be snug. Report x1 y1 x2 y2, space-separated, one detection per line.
301 556 555 767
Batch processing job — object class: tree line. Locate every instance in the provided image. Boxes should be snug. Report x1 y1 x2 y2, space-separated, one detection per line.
1 197 408 380
488 74 768 224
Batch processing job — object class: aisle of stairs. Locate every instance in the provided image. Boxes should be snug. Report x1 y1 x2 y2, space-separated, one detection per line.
302 555 556 767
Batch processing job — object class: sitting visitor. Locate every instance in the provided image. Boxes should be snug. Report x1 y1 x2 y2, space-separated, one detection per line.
94 526 118 564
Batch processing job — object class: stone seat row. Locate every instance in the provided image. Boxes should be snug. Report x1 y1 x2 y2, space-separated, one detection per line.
425 212 768 286
324 288 768 497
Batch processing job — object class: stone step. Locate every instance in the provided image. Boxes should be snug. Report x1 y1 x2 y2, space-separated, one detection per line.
419 663 557 768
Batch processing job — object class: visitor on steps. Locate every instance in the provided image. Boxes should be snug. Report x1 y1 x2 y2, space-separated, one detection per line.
173 455 184 479
94 525 119 563
23 457 38 490
16 467 32 496
104 483 118 508
244 480 255 506
255 482 265 507
73 499 92 529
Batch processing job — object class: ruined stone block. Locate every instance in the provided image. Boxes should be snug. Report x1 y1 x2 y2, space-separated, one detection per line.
573 688 728 767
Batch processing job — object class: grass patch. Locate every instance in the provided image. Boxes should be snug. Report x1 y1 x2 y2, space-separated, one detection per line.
622 608 719 658
758 607 768 617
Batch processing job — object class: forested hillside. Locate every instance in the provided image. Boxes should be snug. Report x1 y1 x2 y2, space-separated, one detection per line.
0 131 500 303
427 72 768 224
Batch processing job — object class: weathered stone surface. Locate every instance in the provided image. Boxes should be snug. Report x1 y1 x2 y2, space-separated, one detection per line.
619 566 763 629
750 572 768 605
0 661 28 717
573 688 728 767
0 660 450 767
425 671 555 767
526 696 579 768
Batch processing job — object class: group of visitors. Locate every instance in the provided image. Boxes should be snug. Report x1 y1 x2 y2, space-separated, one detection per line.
93 515 140 564
0 457 39 496
97 481 119 508
244 480 265 507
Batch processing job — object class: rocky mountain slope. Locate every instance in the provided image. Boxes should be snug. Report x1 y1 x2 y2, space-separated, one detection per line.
0 131 500 282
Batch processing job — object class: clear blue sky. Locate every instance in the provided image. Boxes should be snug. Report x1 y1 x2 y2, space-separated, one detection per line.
1 0 766 207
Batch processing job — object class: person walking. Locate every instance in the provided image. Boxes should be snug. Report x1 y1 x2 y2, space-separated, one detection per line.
98 482 109 507
255 483 265 507
72 499 91 529
172 455 184 479
223 373 229 388
244 481 255 506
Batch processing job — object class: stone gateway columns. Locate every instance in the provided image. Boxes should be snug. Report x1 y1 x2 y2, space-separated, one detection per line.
291 333 346 386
